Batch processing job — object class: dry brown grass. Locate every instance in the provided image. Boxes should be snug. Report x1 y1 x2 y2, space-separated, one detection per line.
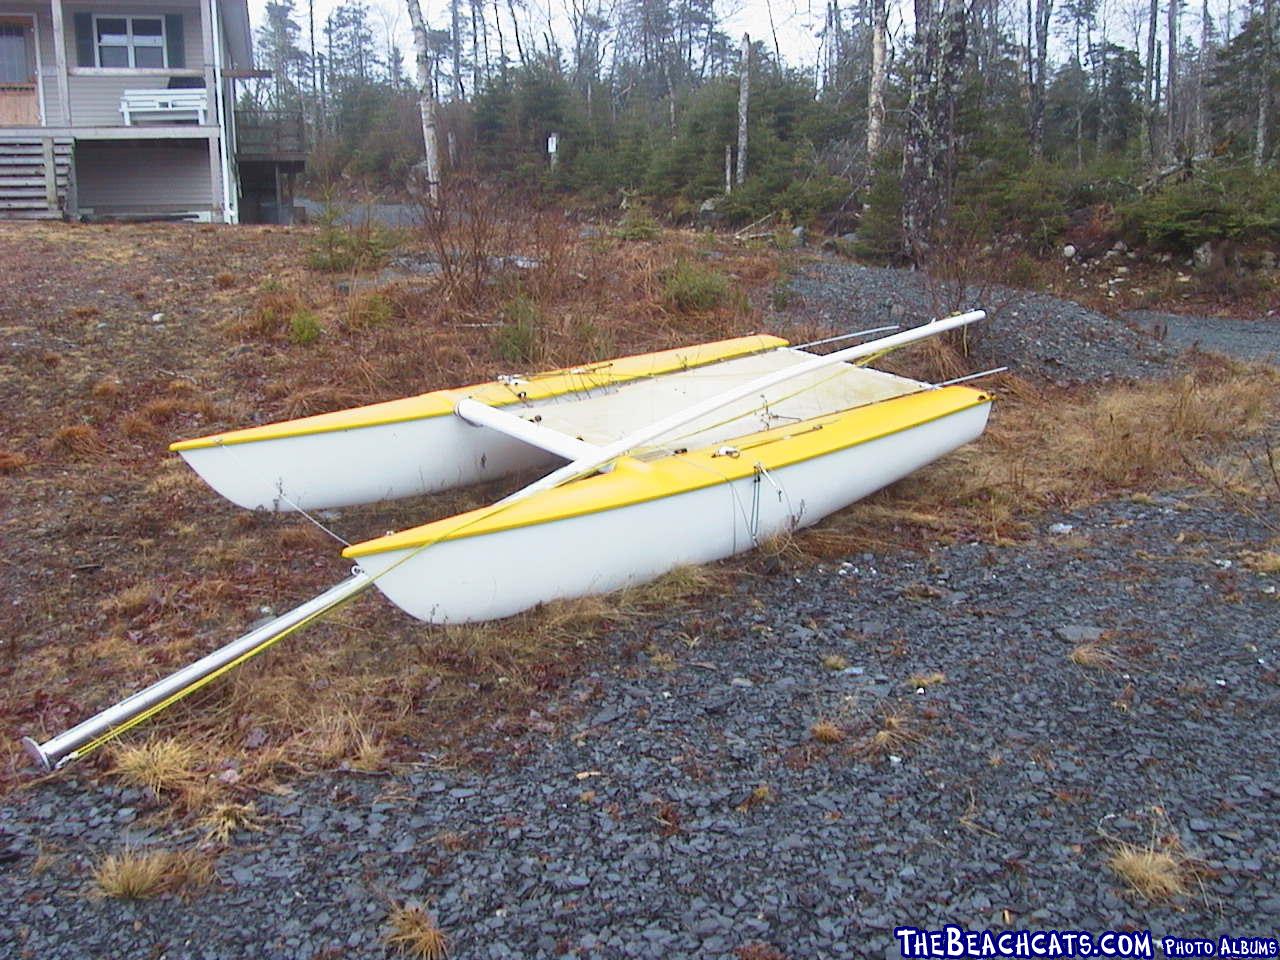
855 711 924 758
196 802 265 844
0 449 30 473
734 943 788 960
111 737 201 798
100 583 163 619
906 671 946 689
90 377 123 399
820 654 848 671
810 720 846 744
93 847 211 899
735 784 776 812
1069 641 1120 670
385 903 449 959
1241 549 1280 574
811 360 1280 555
1107 842 1189 901
50 423 105 457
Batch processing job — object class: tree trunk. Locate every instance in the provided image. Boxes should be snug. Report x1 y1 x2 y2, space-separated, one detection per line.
867 0 887 159
1028 0 1052 158
450 0 463 99
506 0 527 66
903 0 968 257
1144 0 1158 158
406 0 441 202
902 0 937 252
1166 0 1179 157
937 0 967 212
1074 22 1084 168
1257 0 1274 167
491 0 506 75
736 33 750 186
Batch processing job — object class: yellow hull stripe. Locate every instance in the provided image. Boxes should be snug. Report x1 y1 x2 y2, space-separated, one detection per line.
343 386 992 558
170 334 789 453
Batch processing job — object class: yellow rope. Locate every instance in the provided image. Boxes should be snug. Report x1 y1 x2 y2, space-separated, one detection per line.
69 588 364 761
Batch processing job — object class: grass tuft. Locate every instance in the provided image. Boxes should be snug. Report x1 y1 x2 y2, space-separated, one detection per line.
734 943 788 960
51 424 104 457
111 737 200 797
856 712 923 758
1069 641 1119 670
1107 842 1189 901
197 802 264 844
821 653 848 671
94 848 211 899
289 310 322 345
662 260 729 313
0 449 30 474
100 583 162 619
1241 550 1280 574
735 784 776 813
615 204 661 241
494 294 542 364
385 903 449 959
907 671 947 689
346 291 394 329
810 720 846 744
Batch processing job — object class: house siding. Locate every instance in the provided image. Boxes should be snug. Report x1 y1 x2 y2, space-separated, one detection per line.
63 1 205 127
75 139 213 213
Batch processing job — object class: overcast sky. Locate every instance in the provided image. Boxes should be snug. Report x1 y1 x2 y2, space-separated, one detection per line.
247 0 828 72
245 0 1236 80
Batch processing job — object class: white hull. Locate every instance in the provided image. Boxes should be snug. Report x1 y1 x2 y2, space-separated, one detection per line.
176 416 559 511
175 347 919 513
354 402 991 623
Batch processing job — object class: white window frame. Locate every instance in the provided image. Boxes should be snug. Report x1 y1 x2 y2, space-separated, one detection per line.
92 14 167 70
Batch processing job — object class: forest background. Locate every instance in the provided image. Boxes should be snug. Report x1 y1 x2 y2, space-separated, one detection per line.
245 0 1280 263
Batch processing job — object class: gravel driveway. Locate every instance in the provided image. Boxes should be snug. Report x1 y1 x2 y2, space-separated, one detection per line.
1123 309 1280 361
4 494 1277 959
783 259 1280 375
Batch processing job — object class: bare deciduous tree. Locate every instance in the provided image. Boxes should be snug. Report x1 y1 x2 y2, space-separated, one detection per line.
406 0 441 201
736 33 750 186
867 0 888 159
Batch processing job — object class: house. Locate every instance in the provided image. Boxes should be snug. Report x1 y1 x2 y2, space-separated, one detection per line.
0 0 303 221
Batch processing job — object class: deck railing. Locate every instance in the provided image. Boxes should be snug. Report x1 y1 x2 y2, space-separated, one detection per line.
234 110 306 161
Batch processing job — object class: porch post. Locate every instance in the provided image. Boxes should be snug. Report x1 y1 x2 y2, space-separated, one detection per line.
199 0 221 221
41 138 56 209
49 0 72 124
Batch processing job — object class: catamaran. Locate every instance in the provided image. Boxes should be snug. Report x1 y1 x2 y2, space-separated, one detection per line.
25 311 997 770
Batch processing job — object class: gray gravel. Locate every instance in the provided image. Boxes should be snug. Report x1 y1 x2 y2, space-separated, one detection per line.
1123 309 1280 361
3 494 1278 958
781 261 1184 381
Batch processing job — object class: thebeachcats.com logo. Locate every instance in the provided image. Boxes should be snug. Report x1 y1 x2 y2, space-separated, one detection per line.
893 927 1279 960
894 927 1157 959
1164 937 1280 958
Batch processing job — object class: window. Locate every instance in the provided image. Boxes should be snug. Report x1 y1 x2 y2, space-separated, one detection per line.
94 15 166 69
0 23 35 84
